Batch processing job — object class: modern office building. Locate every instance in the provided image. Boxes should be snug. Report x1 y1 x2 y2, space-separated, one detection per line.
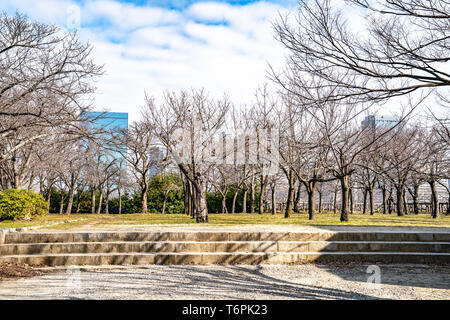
361 115 399 129
418 179 450 203
86 111 128 132
85 111 129 163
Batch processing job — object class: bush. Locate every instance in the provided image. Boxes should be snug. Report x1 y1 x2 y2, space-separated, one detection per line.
0 189 48 221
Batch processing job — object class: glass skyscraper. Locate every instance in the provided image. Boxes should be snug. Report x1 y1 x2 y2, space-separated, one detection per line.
86 111 128 132
85 111 129 163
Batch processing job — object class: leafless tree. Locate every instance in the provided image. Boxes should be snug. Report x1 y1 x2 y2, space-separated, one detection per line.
84 142 118 214
381 124 423 216
420 125 450 218
144 89 230 223
0 12 104 163
210 165 233 214
55 142 86 215
250 85 279 214
112 121 161 214
272 0 449 106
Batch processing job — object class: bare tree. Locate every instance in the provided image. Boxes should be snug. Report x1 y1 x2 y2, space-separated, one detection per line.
112 121 161 214
272 0 450 106
210 165 232 214
381 124 423 216
421 126 450 218
56 143 85 215
144 89 230 223
0 12 103 163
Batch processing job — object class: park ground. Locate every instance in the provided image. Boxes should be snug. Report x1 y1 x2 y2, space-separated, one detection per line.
1 213 449 300
1 212 450 230
0 264 449 299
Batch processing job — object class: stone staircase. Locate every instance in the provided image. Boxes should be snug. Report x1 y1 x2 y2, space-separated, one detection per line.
0 230 449 266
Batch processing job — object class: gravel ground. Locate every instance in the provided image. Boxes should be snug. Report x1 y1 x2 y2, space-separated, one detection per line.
0 264 449 300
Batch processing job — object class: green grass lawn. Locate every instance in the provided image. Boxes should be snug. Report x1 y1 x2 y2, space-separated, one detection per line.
0 215 84 229
1 212 450 230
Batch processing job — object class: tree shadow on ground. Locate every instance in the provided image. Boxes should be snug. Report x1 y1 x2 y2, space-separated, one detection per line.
6 265 380 299
287 225 450 290
314 263 450 290
139 265 382 300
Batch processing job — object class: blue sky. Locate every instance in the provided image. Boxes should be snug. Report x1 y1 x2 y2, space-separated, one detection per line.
2 1 419 120
1 0 299 121
71 0 297 9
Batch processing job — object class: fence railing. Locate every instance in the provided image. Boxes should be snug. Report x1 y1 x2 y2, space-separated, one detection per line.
274 201 450 214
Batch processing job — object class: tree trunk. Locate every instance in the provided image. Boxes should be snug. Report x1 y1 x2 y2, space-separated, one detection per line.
381 187 387 214
368 187 374 215
318 190 322 213
27 174 34 190
333 188 338 214
388 188 394 214
231 189 239 214
97 191 103 214
306 183 317 220
117 175 122 214
65 172 80 215
105 192 109 214
221 191 228 214
193 178 208 223
362 189 368 214
188 180 194 217
46 188 52 212
141 190 148 214
429 180 440 219
118 188 122 214
349 188 354 214
183 178 190 215
258 175 267 214
412 194 419 215
411 186 419 215
395 186 404 216
293 182 302 213
402 189 408 215
162 190 169 214
242 188 248 213
65 185 75 215
271 184 276 215
190 182 195 218
59 192 65 215
447 193 450 215
141 179 149 213
340 176 349 222
91 188 96 214
284 172 294 218
250 175 255 214
76 196 81 213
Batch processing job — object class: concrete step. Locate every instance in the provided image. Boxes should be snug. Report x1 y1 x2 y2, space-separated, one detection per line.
1 251 449 266
5 231 450 244
3 231 449 266
2 241 450 255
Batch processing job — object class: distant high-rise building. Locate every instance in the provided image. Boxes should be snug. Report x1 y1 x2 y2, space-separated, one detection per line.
361 115 399 129
418 179 450 203
85 111 128 163
86 111 128 132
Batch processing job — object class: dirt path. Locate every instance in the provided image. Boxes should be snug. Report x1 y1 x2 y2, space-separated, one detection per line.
0 264 448 300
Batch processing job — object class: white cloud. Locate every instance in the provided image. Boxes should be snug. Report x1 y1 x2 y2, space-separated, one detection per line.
82 0 182 30
1 0 291 123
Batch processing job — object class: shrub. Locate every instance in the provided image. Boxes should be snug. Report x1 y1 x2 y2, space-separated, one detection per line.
0 189 48 221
